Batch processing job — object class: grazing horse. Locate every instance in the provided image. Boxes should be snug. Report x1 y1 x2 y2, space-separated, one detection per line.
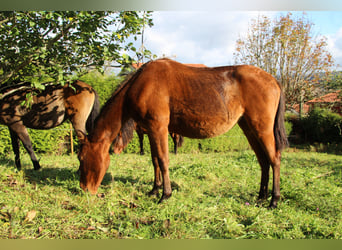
78 59 288 208
0 80 100 170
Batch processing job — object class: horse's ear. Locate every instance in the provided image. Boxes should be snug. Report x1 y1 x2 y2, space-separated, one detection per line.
77 130 89 144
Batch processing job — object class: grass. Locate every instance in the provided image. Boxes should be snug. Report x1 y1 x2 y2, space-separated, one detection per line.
0 149 341 239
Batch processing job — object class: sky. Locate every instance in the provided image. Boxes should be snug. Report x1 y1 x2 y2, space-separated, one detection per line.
138 11 342 69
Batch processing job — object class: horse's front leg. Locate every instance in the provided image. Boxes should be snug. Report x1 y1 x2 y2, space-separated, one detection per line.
148 156 162 196
147 125 171 203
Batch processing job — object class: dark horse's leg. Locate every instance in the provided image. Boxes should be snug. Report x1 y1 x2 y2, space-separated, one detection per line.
9 129 22 170
9 125 41 170
171 133 177 154
170 133 179 154
136 128 145 155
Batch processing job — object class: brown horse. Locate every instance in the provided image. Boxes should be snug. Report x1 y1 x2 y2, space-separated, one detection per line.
0 80 100 170
78 59 288 208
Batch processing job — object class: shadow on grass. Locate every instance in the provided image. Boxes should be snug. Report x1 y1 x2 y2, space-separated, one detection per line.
0 155 16 168
22 167 114 194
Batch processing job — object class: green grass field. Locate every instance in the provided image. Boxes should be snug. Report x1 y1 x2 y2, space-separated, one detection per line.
0 148 341 239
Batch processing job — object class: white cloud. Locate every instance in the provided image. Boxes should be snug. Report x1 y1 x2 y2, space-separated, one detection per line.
326 27 342 68
144 11 265 66
141 11 342 69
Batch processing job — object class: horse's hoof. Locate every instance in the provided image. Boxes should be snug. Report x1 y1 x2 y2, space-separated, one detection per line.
158 194 171 204
148 189 159 197
268 202 278 209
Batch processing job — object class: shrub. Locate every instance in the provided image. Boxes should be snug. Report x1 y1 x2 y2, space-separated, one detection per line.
288 108 342 144
121 125 251 154
0 123 71 155
0 126 12 155
302 108 342 143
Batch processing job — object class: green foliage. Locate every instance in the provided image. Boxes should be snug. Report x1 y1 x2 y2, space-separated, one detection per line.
0 11 153 86
302 108 342 143
327 71 342 90
122 125 251 155
0 126 12 155
0 151 341 239
285 120 293 137
0 123 71 155
28 123 71 154
79 71 123 106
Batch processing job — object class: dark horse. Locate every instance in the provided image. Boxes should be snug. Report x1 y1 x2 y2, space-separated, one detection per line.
78 59 288 208
0 80 100 170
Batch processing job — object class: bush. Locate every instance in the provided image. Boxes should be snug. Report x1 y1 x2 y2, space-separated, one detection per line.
0 123 71 155
302 108 342 143
121 125 251 154
0 126 12 155
79 71 123 106
289 108 342 144
28 123 71 154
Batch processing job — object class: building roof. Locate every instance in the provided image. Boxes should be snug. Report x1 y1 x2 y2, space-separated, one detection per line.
292 90 341 114
307 90 341 104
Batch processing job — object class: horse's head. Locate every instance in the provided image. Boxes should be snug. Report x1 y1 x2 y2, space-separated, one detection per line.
78 137 110 194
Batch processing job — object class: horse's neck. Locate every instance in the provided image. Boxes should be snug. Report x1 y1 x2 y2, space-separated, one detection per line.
90 88 126 144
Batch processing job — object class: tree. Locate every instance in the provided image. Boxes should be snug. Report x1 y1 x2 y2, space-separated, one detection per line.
0 11 154 87
234 13 334 115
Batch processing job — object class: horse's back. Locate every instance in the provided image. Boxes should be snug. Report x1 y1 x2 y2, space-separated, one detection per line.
125 60 240 138
126 59 281 139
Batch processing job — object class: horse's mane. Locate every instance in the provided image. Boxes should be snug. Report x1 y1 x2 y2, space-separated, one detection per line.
96 61 153 150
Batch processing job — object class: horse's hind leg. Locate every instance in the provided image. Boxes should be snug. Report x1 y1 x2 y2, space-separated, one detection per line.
238 118 270 201
239 117 281 208
10 125 41 170
260 135 281 209
9 129 22 170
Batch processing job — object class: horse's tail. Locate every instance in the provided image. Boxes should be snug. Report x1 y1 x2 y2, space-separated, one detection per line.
86 90 101 134
274 89 289 152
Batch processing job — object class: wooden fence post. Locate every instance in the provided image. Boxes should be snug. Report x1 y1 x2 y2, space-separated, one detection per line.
70 123 74 156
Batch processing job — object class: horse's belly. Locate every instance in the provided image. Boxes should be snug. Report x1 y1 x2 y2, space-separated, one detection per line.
168 94 244 139
22 103 66 129
169 111 236 139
